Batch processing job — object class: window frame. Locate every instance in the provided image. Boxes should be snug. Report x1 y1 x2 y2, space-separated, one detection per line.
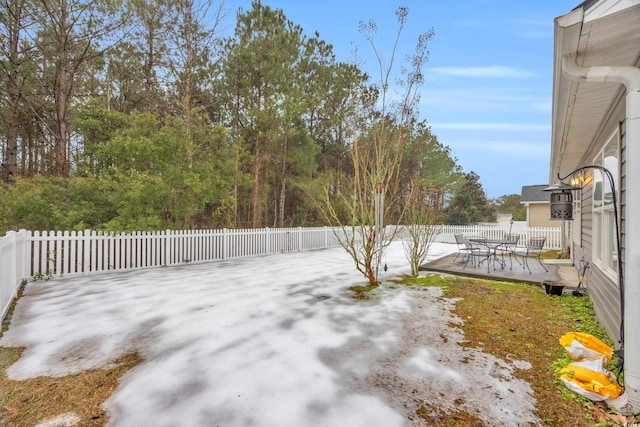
572 187 581 246
591 130 620 280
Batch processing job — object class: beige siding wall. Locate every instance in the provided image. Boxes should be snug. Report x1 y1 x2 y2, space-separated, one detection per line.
527 204 556 228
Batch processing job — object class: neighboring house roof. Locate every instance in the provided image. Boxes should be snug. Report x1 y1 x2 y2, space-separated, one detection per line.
520 185 550 203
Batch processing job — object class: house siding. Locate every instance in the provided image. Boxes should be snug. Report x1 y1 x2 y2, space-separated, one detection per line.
527 204 557 228
571 93 626 345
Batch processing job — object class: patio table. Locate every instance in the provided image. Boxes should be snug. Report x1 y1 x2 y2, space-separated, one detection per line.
468 238 518 270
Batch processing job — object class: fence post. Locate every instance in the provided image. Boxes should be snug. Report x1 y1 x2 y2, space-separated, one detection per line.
324 226 328 248
16 230 28 281
265 228 270 254
166 230 174 266
1 231 17 320
161 230 168 266
81 230 89 273
222 228 228 259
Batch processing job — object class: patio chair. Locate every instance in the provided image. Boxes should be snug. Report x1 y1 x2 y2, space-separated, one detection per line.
511 237 548 274
462 238 496 273
454 234 478 262
498 234 520 269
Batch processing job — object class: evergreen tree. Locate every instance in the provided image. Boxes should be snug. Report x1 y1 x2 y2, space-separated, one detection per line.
494 194 525 221
0 0 30 184
29 0 126 176
216 1 336 227
0 1 466 234
445 171 496 224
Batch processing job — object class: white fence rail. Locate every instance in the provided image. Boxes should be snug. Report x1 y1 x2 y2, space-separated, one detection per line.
435 224 562 249
0 224 561 321
1 230 29 321
27 227 343 278
1 227 342 320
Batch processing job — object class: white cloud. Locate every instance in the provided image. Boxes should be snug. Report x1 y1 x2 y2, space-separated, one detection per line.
419 86 550 116
531 101 552 113
431 66 536 78
512 18 553 38
451 138 549 154
423 87 542 103
431 122 550 132
518 18 551 27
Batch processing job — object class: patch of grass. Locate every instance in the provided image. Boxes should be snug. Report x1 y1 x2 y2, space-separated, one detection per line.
1 281 26 334
348 284 379 299
415 399 484 426
557 291 615 346
398 273 455 290
540 250 562 259
403 275 637 426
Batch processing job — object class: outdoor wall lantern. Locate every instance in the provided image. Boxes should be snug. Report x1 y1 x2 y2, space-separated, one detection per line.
545 165 619 246
543 181 579 220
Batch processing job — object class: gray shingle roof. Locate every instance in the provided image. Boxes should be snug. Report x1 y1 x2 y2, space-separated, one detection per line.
521 185 550 203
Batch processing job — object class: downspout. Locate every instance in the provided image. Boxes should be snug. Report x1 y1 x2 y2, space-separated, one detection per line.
562 51 640 415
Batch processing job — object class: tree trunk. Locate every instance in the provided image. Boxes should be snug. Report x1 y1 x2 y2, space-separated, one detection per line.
278 175 286 228
278 134 288 227
55 59 70 177
2 0 24 184
251 136 263 228
4 75 19 184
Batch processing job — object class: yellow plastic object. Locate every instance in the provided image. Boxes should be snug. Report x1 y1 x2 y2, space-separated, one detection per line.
559 331 613 363
560 361 623 400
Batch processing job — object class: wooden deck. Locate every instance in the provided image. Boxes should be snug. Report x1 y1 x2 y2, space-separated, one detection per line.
421 253 580 293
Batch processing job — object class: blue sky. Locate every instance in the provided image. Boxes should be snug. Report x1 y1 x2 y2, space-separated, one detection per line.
221 0 579 199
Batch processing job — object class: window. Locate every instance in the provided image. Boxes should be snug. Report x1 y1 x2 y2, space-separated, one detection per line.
592 131 619 278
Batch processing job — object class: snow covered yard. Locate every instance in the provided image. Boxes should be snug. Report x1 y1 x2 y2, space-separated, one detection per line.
1 242 541 426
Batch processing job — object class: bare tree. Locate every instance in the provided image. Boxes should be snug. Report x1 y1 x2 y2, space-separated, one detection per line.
402 182 443 276
310 7 435 285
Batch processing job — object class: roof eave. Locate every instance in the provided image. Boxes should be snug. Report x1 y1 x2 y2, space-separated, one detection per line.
550 8 584 184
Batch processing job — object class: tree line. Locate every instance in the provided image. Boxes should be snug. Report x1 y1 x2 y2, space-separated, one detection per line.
0 0 497 234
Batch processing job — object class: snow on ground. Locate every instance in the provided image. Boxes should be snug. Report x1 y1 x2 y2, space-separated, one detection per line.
1 242 541 426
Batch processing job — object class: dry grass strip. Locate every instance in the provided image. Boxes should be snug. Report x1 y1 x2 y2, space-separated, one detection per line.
0 348 141 427
1 282 142 426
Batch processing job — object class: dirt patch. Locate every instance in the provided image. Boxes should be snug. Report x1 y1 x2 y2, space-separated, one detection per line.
349 284 379 299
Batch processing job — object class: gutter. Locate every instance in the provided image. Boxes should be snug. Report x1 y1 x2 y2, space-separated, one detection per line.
550 8 584 181
561 49 640 416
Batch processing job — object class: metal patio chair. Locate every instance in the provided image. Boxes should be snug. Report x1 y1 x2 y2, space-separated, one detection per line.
454 234 478 262
498 234 520 269
511 237 548 274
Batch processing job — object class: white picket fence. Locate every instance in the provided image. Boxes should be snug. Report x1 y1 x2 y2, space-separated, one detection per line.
0 224 561 320
1 230 29 322
0 227 342 320
436 224 562 248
